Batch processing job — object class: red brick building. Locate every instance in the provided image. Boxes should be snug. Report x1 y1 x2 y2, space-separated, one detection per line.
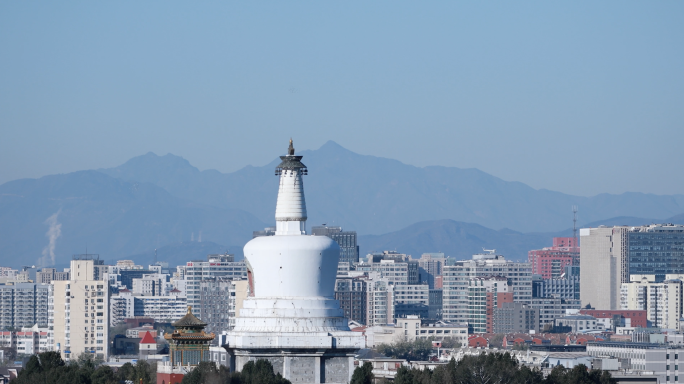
528 237 579 279
579 309 648 328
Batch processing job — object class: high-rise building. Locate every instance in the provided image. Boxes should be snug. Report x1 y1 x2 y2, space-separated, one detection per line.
198 277 237 335
428 289 443 320
621 274 683 330
393 284 429 320
184 253 246 312
466 276 513 333
442 252 532 324
365 273 394 326
312 226 360 264
355 258 420 286
335 274 367 325
51 255 110 362
580 227 626 310
581 224 684 310
132 274 165 296
0 283 50 329
417 253 446 289
528 237 579 279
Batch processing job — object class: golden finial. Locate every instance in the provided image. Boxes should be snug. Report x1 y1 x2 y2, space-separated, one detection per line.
288 138 295 156
187 305 192 314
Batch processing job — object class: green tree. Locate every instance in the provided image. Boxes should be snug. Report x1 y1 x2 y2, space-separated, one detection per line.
394 365 414 384
515 364 544 384
350 361 374 384
488 334 505 349
91 365 117 384
39 351 65 371
117 362 136 382
179 361 240 384
240 359 291 384
133 359 154 384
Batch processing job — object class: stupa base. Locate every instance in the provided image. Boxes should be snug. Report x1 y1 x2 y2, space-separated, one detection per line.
224 346 359 384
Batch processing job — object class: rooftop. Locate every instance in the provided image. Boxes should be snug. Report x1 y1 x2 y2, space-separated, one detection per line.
172 306 207 328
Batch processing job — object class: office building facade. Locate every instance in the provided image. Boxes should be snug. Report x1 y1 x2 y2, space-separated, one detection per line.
312 226 360 264
581 224 684 310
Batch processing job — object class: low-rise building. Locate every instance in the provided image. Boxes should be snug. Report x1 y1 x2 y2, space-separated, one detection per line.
493 302 539 334
579 309 648 330
554 315 601 333
529 297 582 330
365 315 468 348
587 341 684 382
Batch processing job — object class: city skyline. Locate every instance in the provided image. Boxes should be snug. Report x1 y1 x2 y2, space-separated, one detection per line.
2 2 684 382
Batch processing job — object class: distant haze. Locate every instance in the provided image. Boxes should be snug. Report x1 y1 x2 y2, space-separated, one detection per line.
1 143 682 268
1 2 683 196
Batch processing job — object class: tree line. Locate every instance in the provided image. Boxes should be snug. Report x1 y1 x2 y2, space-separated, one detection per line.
180 360 290 384
11 351 155 384
351 352 616 384
11 352 291 384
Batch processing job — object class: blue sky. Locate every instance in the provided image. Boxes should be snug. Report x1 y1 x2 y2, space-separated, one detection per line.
1 1 682 196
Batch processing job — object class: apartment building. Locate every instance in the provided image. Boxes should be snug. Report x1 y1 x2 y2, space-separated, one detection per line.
184 254 246 311
51 256 109 362
0 283 49 329
621 274 683 330
109 290 187 326
198 277 237 334
366 272 394 326
393 284 429 320
334 274 367 325
442 252 532 323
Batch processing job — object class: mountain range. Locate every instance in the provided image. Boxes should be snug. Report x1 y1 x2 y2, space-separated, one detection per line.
1 141 683 268
99 141 684 235
358 216 682 261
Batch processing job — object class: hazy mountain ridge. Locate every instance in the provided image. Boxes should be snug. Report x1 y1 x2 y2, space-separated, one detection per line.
360 215 683 262
2 142 684 268
0 171 265 268
99 141 684 234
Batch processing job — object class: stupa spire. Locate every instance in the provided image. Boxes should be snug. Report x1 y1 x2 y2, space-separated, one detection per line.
274 139 308 235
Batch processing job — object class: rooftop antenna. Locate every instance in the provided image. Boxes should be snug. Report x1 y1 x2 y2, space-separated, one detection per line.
154 248 157 264
572 206 578 252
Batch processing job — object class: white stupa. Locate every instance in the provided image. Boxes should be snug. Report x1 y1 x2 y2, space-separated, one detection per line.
225 140 364 384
